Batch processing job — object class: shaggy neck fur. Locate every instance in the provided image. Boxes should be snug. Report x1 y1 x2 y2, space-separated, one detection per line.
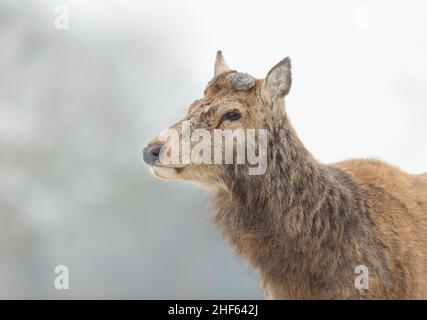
211 111 389 299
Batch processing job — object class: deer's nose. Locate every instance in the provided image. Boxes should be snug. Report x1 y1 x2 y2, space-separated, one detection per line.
143 144 163 165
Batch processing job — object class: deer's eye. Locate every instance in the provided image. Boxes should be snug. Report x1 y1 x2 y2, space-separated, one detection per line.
222 110 241 122
216 109 241 128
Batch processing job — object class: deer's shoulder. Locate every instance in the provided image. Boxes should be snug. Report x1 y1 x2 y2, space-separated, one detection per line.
330 159 409 187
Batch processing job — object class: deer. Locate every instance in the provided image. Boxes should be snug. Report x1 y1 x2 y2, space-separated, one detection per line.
143 51 427 299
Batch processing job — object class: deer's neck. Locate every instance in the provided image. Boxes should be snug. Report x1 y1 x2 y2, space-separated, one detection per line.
211 113 369 298
213 113 330 239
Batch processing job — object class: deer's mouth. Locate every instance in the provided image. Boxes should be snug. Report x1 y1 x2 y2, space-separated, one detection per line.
150 164 185 179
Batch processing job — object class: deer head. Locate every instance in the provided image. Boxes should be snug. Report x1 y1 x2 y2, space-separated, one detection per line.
143 51 292 188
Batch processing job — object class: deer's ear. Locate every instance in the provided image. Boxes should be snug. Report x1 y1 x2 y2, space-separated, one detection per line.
262 57 292 105
214 50 231 76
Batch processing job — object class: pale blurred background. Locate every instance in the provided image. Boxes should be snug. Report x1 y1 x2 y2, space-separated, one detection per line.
0 0 426 299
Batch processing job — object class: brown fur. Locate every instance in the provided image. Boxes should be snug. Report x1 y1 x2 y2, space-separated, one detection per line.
145 54 427 299
418 173 427 182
